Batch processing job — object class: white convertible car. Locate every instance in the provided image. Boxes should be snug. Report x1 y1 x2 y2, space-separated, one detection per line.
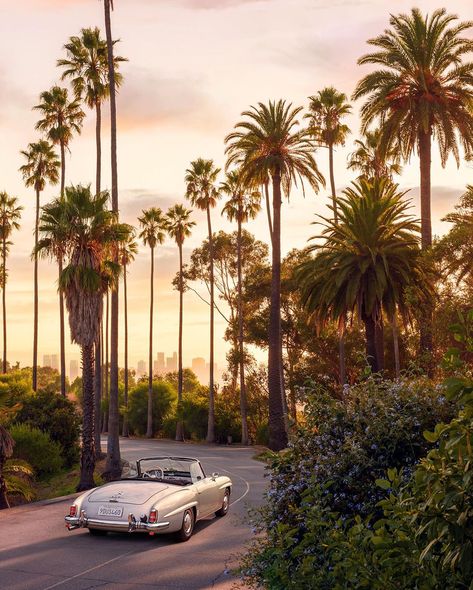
65 456 232 541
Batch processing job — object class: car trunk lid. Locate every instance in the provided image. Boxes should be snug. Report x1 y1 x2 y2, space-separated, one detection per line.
87 481 170 506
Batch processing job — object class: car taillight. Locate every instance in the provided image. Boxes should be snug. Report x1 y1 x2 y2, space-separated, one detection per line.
149 509 157 523
69 505 77 517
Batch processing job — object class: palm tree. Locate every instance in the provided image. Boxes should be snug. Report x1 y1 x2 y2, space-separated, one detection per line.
305 88 351 386
58 184 126 491
225 100 324 451
34 86 85 395
305 87 351 223
118 226 138 438
58 27 126 198
34 86 85 198
166 204 195 442
353 8 473 364
19 140 60 392
103 0 121 480
221 169 260 445
298 178 433 374
138 208 166 438
0 193 22 374
348 128 402 181
185 158 221 443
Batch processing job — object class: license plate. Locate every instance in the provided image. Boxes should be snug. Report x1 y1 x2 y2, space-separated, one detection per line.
98 505 123 518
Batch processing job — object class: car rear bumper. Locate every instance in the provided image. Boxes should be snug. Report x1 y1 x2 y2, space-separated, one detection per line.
65 512 170 533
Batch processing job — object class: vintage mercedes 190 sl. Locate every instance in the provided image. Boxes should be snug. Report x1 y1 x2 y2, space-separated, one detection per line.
65 456 232 541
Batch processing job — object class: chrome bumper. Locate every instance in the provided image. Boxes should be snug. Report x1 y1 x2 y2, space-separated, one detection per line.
65 510 170 533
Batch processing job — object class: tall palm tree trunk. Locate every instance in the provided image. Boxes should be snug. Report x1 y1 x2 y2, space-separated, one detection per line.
237 215 249 445
95 99 102 198
58 255 66 396
264 181 273 245
362 310 378 374
418 129 433 373
268 170 288 451
102 293 109 433
77 343 96 491
206 206 216 444
375 314 384 372
95 97 103 445
104 0 121 479
328 142 338 223
94 330 102 458
329 142 346 385
2 234 7 373
175 243 184 442
60 140 65 198
32 188 40 392
392 311 400 379
146 247 154 438
122 262 129 437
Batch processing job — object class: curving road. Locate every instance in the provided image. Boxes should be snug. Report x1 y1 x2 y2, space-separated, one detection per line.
0 438 266 590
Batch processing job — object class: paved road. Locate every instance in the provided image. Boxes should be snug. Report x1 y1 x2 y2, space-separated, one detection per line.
0 438 266 590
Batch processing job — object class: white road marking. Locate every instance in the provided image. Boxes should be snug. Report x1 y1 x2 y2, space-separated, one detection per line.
211 465 250 506
41 550 136 590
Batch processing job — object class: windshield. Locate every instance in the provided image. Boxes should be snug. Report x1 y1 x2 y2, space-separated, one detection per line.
120 457 204 485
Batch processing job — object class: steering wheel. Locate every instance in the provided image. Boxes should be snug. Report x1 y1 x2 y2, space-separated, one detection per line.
142 467 164 479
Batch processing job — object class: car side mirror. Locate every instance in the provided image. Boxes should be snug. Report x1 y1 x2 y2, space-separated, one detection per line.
211 472 219 480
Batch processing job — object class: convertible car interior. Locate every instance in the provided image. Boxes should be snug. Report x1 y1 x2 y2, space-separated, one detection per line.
120 457 203 486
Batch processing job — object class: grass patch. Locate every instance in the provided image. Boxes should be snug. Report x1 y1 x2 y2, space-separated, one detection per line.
36 459 106 501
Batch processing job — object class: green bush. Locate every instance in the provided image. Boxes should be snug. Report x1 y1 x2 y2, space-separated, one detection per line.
128 380 176 436
14 391 80 467
10 424 63 478
241 377 456 589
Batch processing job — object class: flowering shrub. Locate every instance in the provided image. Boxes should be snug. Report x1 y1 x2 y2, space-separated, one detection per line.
241 377 455 588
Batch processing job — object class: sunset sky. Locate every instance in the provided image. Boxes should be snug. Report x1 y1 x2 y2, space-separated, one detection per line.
0 0 472 375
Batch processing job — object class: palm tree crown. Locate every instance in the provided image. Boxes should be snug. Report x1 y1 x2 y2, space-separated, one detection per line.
58 27 125 108
353 9 473 165
34 86 85 150
166 204 195 246
225 100 325 195
221 169 261 224
19 141 60 192
297 178 432 371
59 185 125 347
185 159 221 210
348 128 402 181
0 194 22 243
305 87 351 149
138 208 167 249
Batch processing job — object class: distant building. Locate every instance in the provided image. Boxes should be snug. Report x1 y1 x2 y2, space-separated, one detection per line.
157 352 165 374
70 359 79 382
192 357 207 384
50 354 59 372
43 354 51 368
166 352 177 373
137 360 146 377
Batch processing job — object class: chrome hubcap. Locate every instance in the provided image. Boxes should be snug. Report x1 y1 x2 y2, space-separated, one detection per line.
223 493 229 511
183 512 192 534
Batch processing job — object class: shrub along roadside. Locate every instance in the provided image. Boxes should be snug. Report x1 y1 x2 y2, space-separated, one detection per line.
240 316 473 589
9 424 63 478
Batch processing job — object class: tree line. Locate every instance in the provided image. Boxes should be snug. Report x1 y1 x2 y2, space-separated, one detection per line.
0 6 472 491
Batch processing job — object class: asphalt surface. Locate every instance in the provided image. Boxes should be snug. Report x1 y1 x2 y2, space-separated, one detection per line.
0 437 266 590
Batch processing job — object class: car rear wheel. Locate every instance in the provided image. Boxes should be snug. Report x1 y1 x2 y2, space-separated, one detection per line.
215 489 230 517
176 508 195 542
88 528 108 536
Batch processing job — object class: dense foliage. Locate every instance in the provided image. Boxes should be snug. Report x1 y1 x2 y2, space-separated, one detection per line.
15 390 80 466
241 376 457 588
127 380 176 436
10 424 63 478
